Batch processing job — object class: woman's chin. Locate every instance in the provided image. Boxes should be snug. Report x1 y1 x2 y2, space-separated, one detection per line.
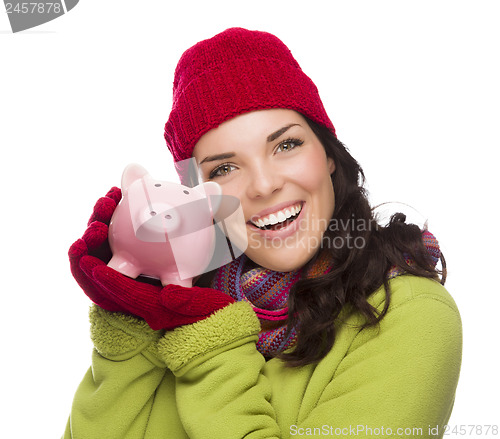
244 247 316 273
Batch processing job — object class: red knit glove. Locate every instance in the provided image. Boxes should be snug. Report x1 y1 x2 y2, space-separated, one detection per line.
68 187 125 313
68 186 166 319
69 187 235 330
90 265 235 330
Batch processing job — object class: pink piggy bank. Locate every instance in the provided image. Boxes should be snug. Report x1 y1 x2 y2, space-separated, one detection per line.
107 163 222 287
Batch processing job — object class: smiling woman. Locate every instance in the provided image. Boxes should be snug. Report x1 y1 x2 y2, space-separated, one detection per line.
64 27 462 439
194 109 336 272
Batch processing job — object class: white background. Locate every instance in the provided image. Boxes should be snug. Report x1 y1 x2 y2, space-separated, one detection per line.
1 1 499 437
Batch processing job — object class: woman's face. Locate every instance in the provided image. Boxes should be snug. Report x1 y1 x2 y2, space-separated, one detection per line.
193 109 335 272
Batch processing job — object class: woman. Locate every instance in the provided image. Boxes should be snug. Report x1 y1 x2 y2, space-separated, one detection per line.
65 28 462 438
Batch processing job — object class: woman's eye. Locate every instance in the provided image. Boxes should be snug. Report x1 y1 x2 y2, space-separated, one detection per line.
209 164 236 179
276 138 304 153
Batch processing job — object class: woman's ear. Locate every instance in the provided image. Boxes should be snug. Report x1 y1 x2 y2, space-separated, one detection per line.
328 157 336 175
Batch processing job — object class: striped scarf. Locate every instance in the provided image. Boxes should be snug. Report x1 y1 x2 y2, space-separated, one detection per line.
211 250 333 357
212 230 440 358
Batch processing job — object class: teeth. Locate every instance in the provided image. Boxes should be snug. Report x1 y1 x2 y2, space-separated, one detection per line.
251 203 302 228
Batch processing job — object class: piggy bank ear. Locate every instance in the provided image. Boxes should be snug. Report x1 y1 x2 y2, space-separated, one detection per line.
199 181 222 214
121 163 149 191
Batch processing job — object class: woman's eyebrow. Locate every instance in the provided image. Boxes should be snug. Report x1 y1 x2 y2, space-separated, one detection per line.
267 123 300 142
199 123 301 164
199 152 235 164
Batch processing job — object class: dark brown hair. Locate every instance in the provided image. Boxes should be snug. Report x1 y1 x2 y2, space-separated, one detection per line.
277 117 446 367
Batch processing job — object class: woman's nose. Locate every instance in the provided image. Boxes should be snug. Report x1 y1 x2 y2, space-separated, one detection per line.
245 163 285 199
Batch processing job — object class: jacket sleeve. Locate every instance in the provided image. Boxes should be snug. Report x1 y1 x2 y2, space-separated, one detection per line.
293 286 463 438
157 301 282 439
63 305 178 439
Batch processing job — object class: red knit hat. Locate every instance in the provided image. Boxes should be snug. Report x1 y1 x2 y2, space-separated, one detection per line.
164 27 335 163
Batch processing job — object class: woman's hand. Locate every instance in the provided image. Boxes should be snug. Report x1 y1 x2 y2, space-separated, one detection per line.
68 187 126 313
91 266 235 330
68 187 234 330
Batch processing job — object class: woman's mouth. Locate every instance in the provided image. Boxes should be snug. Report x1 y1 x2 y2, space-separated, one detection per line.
248 202 304 231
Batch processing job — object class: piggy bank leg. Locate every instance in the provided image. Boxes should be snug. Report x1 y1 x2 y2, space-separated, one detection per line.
160 275 193 288
107 255 143 280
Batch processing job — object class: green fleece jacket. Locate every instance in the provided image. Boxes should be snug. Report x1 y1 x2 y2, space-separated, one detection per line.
63 275 462 439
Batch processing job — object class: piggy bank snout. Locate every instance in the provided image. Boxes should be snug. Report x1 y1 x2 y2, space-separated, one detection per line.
149 205 181 230
134 203 181 242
